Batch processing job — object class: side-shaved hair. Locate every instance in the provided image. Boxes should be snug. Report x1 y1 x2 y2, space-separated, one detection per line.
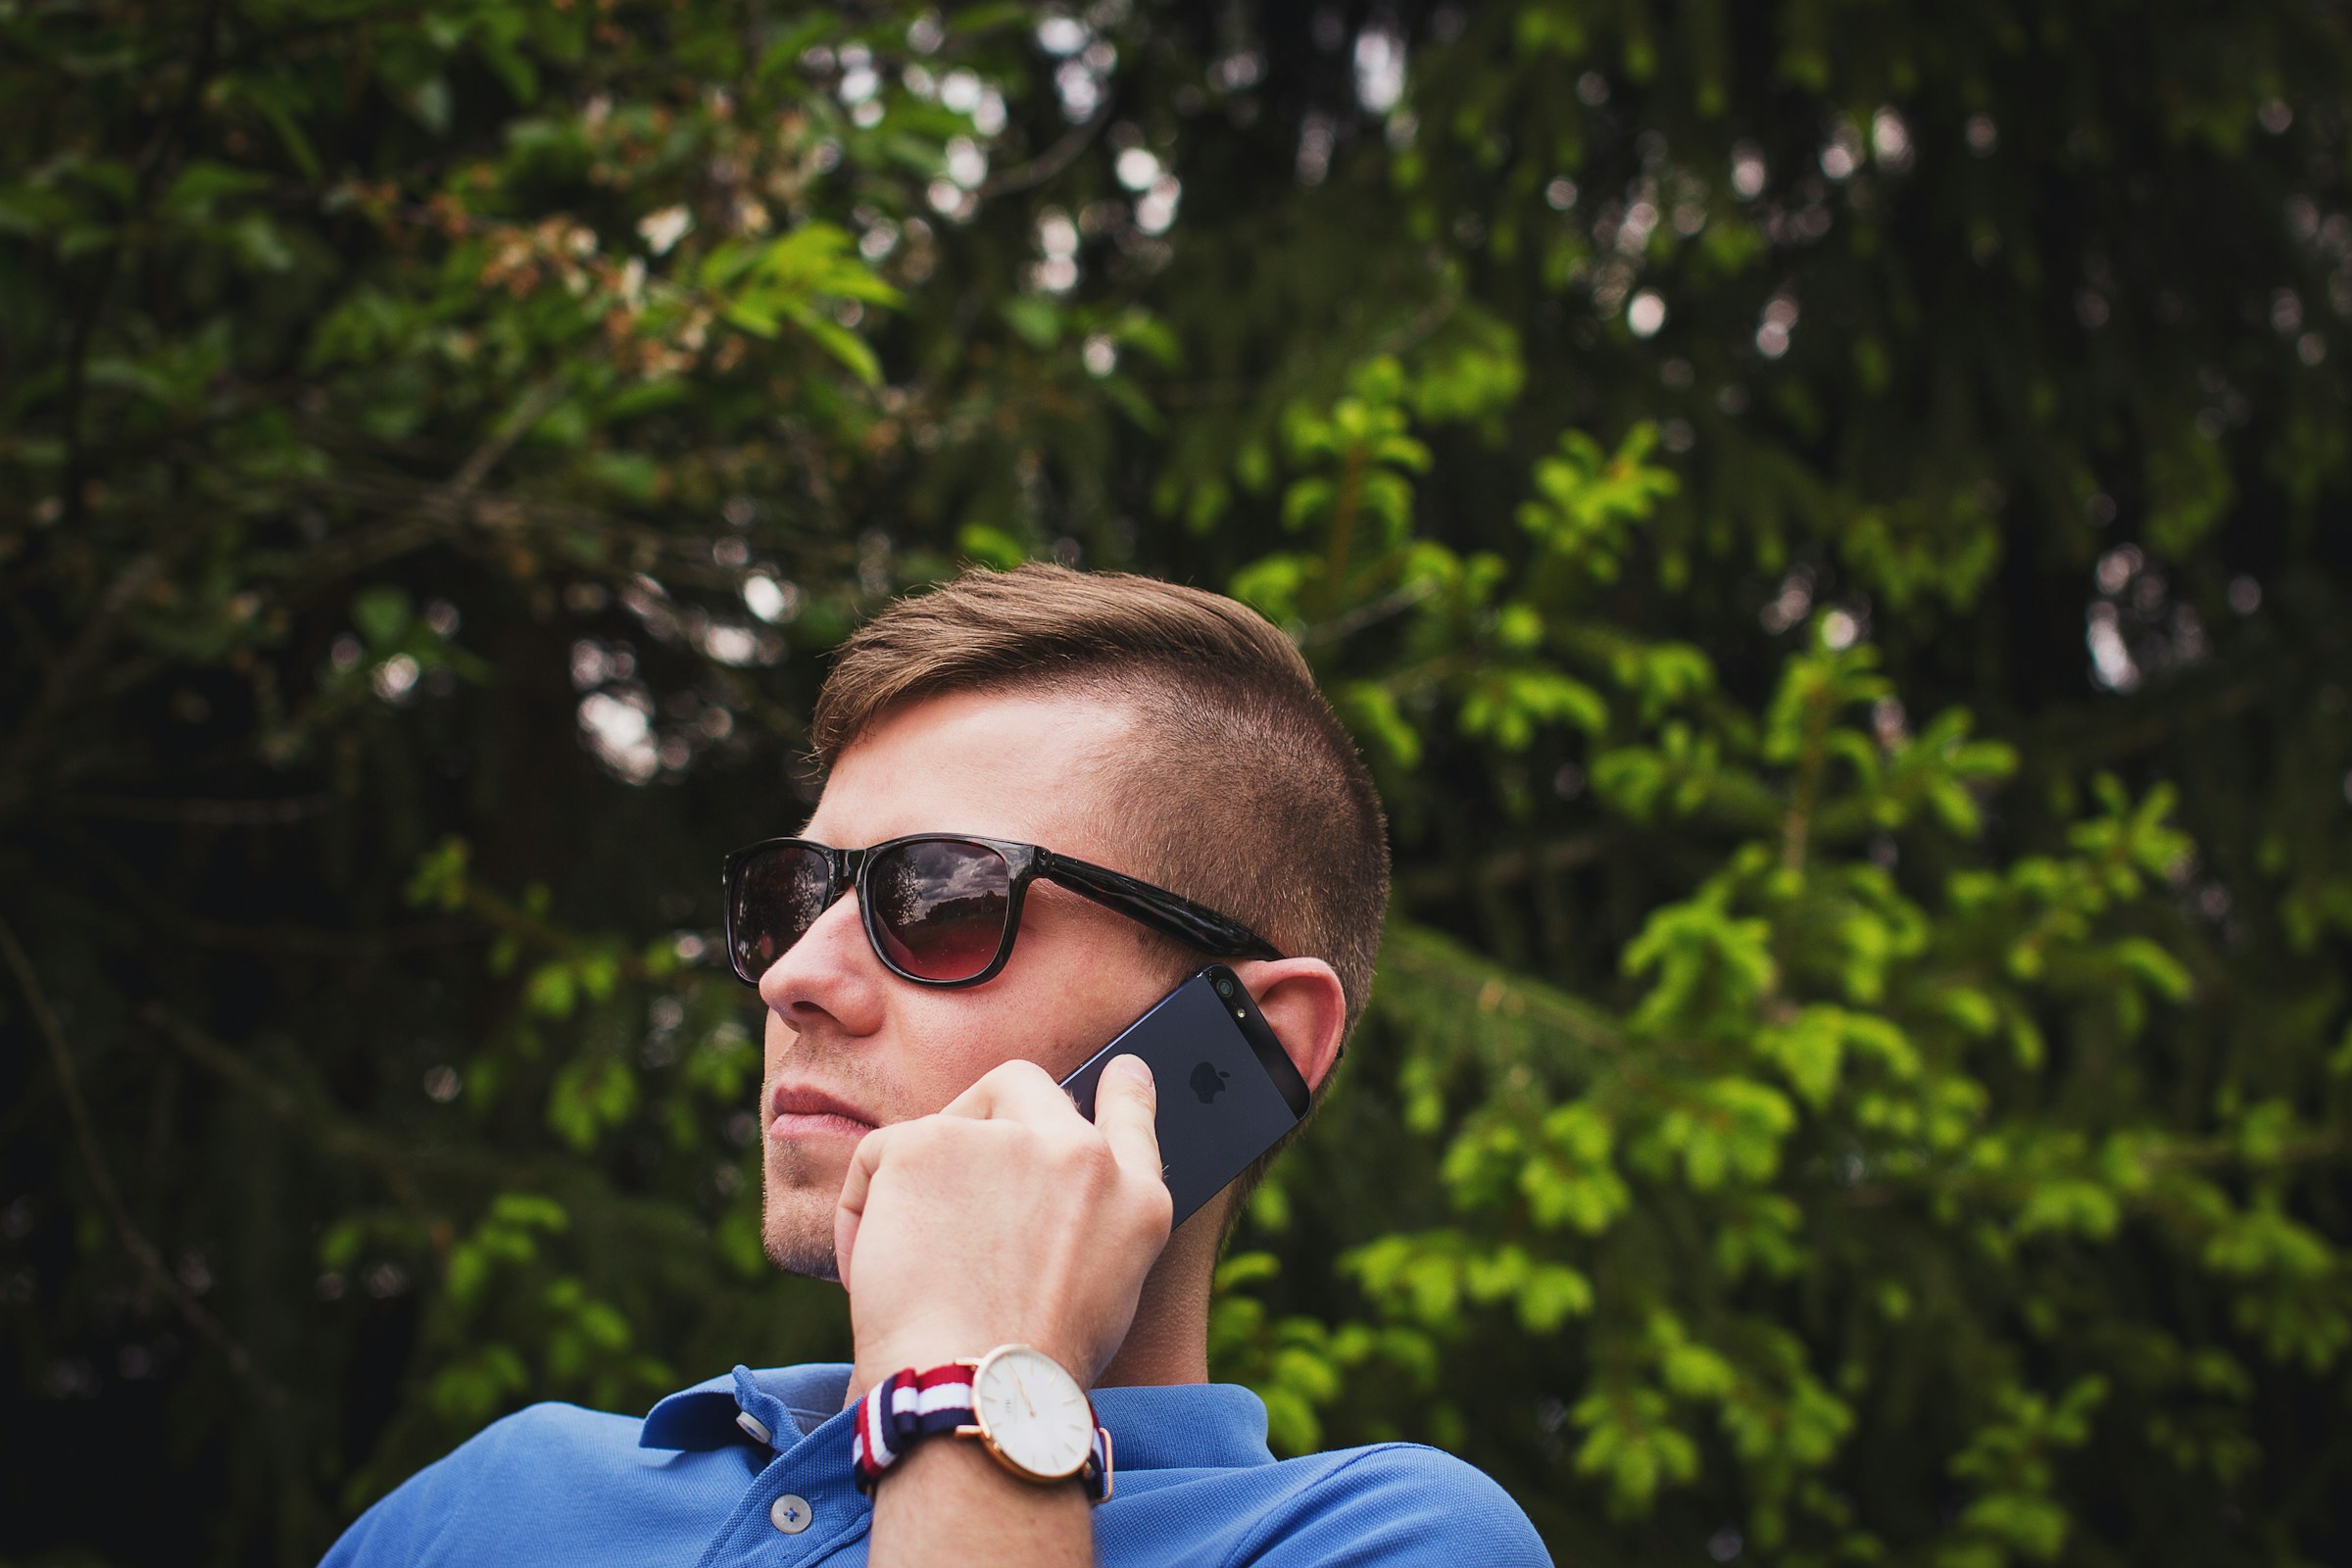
811 564 1390 1045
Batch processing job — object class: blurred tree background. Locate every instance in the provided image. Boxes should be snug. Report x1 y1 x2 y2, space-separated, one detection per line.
6 0 2352 1563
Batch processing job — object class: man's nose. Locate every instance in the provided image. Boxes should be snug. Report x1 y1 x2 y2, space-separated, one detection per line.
757 891 888 1031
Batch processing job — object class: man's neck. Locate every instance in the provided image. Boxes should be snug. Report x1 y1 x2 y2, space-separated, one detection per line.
1095 1214 1217 1388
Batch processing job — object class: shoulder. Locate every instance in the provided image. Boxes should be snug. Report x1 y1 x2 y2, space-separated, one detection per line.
319 1402 649 1566
453 1397 646 1467
411 1398 649 1498
1238 1443 1551 1567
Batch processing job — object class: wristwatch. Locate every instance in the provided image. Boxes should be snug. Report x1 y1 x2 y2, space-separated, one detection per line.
851 1344 1113 1502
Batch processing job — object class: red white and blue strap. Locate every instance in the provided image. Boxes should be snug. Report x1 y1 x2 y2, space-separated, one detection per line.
850 1364 1111 1501
852 1364 976 1489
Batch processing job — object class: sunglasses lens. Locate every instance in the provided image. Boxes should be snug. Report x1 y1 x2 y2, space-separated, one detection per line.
729 845 834 981
868 839 1013 983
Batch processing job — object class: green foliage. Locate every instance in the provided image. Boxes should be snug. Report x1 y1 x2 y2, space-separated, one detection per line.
7 2 2352 1566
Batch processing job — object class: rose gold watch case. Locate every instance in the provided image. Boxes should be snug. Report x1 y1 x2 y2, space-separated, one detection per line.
953 1344 1107 1495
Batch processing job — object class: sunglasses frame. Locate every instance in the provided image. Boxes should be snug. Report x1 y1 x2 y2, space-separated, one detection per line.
721 832 1285 989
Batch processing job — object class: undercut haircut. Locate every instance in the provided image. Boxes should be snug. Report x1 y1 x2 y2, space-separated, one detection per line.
811 564 1391 1057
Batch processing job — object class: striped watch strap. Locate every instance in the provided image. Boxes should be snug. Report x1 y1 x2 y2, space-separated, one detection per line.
850 1362 1111 1502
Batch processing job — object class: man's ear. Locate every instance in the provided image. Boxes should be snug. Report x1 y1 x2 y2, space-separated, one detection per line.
1231 957 1348 1094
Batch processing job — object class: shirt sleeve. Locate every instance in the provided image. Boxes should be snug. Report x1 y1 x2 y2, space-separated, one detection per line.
1230 1445 1554 1568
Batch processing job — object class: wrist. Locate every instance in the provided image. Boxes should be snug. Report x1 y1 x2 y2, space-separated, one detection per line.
856 1325 1088 1392
854 1336 990 1397
853 1346 1112 1503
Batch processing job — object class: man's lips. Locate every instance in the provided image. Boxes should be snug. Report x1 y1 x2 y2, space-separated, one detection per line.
767 1085 877 1143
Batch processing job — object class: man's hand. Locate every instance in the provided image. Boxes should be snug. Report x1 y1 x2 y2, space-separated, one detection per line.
835 1053 1172 1392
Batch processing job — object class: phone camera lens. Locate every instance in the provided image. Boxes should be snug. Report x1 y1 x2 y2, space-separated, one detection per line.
1213 976 1236 1000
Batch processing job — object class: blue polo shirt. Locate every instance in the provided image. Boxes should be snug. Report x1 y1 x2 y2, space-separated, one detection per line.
321 1363 1550 1566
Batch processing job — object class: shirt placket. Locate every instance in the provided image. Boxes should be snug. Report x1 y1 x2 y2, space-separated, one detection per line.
694 1387 872 1568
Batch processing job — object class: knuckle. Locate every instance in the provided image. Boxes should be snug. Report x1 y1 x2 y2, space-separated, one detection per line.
1126 1183 1174 1242
890 1115 975 1165
985 1057 1053 1091
1049 1127 1112 1177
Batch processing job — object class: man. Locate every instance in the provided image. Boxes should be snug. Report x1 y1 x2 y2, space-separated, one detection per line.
323 564 1550 1566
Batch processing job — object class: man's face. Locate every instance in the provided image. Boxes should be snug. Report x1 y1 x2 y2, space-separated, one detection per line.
755 687 1187 1279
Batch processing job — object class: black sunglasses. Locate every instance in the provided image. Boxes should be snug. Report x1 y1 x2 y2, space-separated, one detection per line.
721 833 1284 989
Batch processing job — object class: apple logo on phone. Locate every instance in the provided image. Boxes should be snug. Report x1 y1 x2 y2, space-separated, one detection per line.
1190 1061 1231 1104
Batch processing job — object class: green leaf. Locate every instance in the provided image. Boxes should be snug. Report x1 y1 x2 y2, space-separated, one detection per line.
1003 296 1063 349
353 586 413 649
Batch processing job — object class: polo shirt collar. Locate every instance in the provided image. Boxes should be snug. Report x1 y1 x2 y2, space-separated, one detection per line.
638 1363 1277 1472
639 1363 852 1450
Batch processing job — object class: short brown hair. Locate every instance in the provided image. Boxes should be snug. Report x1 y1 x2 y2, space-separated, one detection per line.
811 564 1390 1043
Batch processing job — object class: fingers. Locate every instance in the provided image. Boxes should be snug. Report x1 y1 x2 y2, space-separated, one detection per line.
833 1123 893 1290
939 1055 1086 1124
835 1054 1171 1384
1090 1054 1165 1188
841 1054 1169 1302
943 1055 1164 1197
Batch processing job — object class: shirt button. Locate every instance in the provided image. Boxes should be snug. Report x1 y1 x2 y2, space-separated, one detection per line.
736 1411 774 1446
769 1494 814 1535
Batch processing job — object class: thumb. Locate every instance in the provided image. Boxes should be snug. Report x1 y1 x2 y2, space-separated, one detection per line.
1093 1054 1164 1185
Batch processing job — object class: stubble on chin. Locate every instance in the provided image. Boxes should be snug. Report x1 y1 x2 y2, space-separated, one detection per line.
761 1156 844 1282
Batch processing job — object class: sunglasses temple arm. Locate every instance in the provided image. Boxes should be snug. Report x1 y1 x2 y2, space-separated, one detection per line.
1042 856 1284 961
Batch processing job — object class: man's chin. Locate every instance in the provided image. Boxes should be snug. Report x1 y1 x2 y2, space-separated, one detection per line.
763 1229 842 1282
760 1186 844 1282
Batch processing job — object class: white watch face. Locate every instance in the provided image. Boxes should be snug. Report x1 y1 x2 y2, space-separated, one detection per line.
973 1346 1094 1480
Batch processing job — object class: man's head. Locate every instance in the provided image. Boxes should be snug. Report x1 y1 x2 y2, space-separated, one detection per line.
753 564 1390 1278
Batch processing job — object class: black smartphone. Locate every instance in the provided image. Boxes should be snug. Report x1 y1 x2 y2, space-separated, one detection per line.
1058 963 1311 1229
